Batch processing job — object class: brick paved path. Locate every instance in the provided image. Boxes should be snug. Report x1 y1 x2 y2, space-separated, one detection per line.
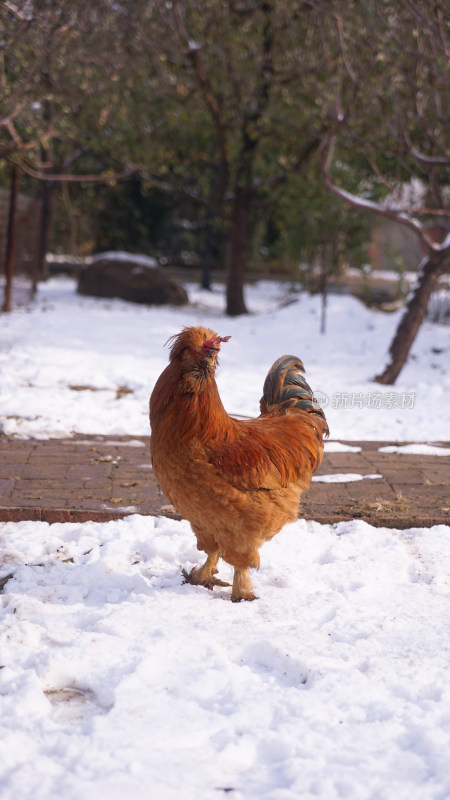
0 436 449 528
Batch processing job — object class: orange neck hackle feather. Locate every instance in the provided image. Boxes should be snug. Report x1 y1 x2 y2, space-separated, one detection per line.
150 326 235 445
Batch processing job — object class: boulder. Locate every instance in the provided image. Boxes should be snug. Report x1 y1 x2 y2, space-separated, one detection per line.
77 252 188 306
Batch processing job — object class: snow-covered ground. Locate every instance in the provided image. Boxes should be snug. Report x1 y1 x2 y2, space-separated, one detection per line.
0 276 448 441
1 277 450 800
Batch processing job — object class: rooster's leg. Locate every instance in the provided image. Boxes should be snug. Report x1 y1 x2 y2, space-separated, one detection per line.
182 550 230 590
231 567 257 602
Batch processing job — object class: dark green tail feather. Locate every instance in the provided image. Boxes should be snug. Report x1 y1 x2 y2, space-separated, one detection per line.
262 355 329 436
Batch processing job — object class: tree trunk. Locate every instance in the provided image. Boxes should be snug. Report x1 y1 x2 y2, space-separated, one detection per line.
375 249 449 384
202 216 213 290
3 165 19 313
33 179 56 291
202 155 226 291
225 184 251 316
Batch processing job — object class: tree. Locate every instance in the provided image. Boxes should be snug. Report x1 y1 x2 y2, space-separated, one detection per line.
0 0 139 289
130 1 331 314
2 165 19 312
316 0 450 383
1 1 357 317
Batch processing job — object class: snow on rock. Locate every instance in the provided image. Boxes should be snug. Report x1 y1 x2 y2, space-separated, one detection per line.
1 514 450 799
90 251 158 269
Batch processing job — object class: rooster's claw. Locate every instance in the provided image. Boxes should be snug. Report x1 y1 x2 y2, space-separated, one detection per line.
231 593 258 603
181 567 230 590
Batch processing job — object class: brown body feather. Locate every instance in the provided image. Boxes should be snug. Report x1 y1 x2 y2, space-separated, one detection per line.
149 326 328 599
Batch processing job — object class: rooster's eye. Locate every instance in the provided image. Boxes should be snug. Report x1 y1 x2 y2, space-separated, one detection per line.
202 345 216 357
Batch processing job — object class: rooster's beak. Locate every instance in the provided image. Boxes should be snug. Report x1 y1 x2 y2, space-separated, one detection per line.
203 335 231 353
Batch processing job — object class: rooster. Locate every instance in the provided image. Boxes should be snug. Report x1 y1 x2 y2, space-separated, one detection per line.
149 326 328 602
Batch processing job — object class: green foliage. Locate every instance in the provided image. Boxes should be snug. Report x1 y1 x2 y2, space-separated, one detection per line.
249 163 370 279
1 0 447 292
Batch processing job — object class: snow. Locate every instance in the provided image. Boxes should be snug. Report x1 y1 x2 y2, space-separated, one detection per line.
346 267 421 284
0 276 448 441
324 442 362 453
90 250 158 269
312 473 382 483
187 39 202 52
1 276 450 799
1 516 450 800
379 444 450 457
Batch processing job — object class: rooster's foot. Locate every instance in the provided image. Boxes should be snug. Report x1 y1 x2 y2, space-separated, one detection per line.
231 567 258 602
231 592 258 603
182 567 230 590
182 550 230 591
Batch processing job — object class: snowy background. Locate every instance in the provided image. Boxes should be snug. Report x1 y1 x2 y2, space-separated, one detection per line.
0 275 449 441
1 276 450 799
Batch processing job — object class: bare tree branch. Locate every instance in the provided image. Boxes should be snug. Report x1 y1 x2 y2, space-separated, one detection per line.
408 148 450 168
11 159 137 183
318 135 441 254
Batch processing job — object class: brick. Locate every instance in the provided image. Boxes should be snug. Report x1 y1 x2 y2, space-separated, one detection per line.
5 495 47 508
320 454 369 470
345 478 392 496
42 509 128 523
0 506 42 521
0 479 15 496
381 469 425 485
